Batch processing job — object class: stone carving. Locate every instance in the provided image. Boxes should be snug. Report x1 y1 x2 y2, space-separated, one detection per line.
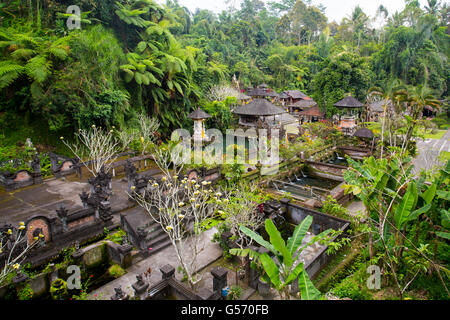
79 191 89 208
56 206 69 232
124 160 137 181
30 154 41 173
88 166 112 195
99 201 113 222
111 286 128 300
132 273 149 297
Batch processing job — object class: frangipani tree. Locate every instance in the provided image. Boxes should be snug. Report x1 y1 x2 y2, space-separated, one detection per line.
61 125 120 176
0 223 42 286
231 216 336 300
130 142 225 288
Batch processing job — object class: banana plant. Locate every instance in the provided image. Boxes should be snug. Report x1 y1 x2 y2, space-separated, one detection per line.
230 216 336 300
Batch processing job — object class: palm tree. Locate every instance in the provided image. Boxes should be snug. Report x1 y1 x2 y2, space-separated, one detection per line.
400 85 441 155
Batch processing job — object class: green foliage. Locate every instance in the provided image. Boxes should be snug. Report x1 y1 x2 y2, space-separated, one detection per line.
227 285 243 300
104 228 127 245
322 196 349 219
108 264 126 279
230 216 334 299
49 278 68 300
17 283 33 300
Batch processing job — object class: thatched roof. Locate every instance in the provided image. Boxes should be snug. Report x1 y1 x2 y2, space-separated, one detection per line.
188 108 211 120
258 83 269 88
265 91 279 98
354 128 374 139
334 95 364 108
247 88 268 97
290 99 318 109
278 92 289 99
297 105 325 117
238 93 251 100
233 99 287 116
283 90 308 99
368 99 392 112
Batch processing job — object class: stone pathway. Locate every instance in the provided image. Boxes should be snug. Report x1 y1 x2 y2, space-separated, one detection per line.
88 228 223 300
413 129 450 174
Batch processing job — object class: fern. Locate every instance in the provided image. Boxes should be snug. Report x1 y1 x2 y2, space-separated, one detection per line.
25 55 52 83
0 60 25 89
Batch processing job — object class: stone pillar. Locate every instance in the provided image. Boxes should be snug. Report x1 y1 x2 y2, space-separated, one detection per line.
160 264 175 280
118 243 133 269
290 277 299 295
256 247 271 297
211 267 228 293
280 198 291 216
247 246 259 289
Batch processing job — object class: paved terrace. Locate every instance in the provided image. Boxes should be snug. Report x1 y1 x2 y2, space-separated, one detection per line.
0 167 162 226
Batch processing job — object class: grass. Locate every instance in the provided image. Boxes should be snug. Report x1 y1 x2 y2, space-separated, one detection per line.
421 129 447 140
439 151 450 162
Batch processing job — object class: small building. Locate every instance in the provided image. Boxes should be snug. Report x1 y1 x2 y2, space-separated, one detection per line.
423 105 437 118
297 105 325 124
366 99 392 122
247 87 269 98
283 90 308 105
188 108 211 141
334 94 364 135
232 98 287 127
353 127 375 150
289 98 318 116
278 92 290 106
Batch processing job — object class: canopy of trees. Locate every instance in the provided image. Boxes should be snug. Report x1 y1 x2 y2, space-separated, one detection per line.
0 0 448 139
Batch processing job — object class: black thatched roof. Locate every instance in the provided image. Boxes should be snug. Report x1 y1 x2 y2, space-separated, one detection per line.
238 93 251 100
265 91 279 97
297 105 324 117
354 128 374 139
334 95 364 108
247 88 268 97
232 99 287 116
284 90 308 99
290 99 318 109
278 92 289 99
368 99 392 112
188 108 211 120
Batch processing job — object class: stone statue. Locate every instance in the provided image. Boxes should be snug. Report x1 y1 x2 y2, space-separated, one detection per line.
111 286 128 300
31 153 41 173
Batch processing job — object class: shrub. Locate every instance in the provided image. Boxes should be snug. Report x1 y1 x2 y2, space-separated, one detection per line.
17 283 33 300
227 285 243 300
332 275 372 300
108 265 126 278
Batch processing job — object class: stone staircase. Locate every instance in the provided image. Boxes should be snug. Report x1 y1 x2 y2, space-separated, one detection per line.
144 220 172 256
120 206 172 256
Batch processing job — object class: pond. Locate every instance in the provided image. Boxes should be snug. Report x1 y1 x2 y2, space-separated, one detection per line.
325 152 348 166
272 173 341 201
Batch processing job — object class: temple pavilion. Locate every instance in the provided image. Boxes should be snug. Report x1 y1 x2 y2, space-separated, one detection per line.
334 94 364 134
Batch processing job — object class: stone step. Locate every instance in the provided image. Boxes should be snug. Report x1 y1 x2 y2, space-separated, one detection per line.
147 238 171 256
147 232 170 248
145 227 166 241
